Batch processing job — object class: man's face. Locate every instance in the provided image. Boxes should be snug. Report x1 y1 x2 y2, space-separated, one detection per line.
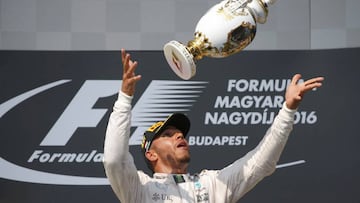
151 126 190 165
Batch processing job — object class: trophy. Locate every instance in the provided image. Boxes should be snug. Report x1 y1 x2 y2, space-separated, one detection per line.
163 0 277 80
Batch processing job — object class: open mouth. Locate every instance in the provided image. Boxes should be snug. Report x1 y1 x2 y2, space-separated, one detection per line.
177 141 188 149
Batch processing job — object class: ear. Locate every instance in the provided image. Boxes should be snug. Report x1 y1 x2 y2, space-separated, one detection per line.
145 150 158 162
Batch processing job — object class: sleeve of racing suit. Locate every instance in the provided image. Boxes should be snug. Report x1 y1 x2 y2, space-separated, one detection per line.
103 91 143 202
217 102 296 202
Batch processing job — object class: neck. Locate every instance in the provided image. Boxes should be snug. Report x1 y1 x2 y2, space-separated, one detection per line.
154 163 188 174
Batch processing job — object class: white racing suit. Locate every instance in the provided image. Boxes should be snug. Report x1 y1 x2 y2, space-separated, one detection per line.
103 91 296 203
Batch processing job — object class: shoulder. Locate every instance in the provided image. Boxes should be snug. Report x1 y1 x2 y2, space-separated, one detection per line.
198 169 220 178
137 170 152 181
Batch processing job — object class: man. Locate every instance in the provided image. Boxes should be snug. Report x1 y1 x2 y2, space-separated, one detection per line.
103 49 324 202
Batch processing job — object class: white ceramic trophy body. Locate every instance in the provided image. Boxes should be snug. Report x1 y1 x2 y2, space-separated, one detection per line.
163 0 277 80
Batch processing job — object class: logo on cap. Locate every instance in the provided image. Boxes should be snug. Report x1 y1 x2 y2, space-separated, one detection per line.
141 121 164 151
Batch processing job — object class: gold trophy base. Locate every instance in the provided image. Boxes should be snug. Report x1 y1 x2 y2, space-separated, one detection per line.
163 41 196 80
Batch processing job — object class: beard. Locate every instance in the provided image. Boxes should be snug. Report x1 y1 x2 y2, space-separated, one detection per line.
165 151 191 168
179 153 191 164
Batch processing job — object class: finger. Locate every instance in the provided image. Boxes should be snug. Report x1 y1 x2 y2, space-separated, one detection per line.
303 82 323 91
123 53 131 74
132 75 142 83
291 74 302 85
294 95 302 101
304 77 324 86
125 75 142 91
127 61 138 76
123 62 138 81
121 49 125 62
302 77 324 90
299 81 323 95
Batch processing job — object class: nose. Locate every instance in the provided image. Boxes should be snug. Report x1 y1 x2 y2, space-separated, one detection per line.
175 132 185 140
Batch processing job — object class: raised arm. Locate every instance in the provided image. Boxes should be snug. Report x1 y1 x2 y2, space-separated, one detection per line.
218 74 324 201
103 49 142 202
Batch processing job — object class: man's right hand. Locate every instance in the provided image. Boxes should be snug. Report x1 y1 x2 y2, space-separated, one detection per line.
121 49 142 96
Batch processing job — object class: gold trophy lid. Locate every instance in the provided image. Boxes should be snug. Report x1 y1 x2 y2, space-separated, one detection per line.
163 40 196 80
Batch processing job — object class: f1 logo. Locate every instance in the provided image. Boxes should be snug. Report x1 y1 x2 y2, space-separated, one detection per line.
40 80 121 146
40 80 207 146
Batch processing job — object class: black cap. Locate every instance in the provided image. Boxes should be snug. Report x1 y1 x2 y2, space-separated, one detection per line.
141 113 190 153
